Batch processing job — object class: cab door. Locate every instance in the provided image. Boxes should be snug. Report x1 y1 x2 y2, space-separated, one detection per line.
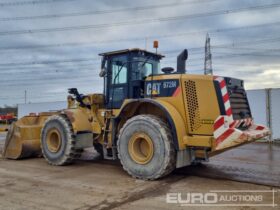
106 55 128 109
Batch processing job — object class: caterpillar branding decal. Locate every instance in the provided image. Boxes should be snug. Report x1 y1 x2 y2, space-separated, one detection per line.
145 79 180 97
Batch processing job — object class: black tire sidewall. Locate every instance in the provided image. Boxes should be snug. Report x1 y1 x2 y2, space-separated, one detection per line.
118 117 169 179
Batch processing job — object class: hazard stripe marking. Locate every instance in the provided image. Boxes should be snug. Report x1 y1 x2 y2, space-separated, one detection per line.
172 87 181 97
216 129 235 145
214 117 224 130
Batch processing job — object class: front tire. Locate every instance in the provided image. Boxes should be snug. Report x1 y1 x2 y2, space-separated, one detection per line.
118 115 176 180
41 115 82 166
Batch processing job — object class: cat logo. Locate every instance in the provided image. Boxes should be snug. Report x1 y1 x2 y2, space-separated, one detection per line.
146 83 161 96
145 79 179 97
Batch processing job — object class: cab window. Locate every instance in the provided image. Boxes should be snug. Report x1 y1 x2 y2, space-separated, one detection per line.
111 62 127 84
141 63 153 78
131 58 160 80
111 55 128 84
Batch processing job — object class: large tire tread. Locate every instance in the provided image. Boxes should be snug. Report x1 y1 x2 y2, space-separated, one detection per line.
41 115 82 166
118 114 176 180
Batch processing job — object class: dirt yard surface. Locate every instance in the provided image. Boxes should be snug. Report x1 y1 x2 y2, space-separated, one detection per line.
0 132 279 210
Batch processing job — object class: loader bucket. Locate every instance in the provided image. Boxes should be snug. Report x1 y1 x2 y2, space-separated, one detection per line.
3 114 51 159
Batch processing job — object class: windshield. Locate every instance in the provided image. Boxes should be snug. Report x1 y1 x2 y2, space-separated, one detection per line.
131 57 161 80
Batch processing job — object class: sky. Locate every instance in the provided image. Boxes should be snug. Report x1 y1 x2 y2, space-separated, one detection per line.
0 0 279 106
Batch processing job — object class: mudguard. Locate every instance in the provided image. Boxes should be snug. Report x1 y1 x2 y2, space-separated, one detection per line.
118 99 187 150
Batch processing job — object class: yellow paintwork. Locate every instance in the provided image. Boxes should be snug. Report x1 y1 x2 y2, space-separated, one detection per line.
65 93 105 135
128 132 154 165
63 109 92 133
144 74 220 149
3 72 224 160
181 74 220 135
3 114 51 159
153 99 187 150
183 135 213 147
46 128 62 153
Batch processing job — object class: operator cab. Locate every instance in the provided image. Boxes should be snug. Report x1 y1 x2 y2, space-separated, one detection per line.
99 48 164 109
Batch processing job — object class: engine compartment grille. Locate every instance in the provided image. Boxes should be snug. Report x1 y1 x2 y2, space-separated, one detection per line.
184 80 201 132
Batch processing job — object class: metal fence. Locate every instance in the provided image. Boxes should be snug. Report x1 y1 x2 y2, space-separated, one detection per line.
18 101 66 119
247 88 280 141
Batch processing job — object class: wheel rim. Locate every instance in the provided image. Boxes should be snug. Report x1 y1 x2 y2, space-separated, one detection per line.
128 132 154 165
46 128 62 153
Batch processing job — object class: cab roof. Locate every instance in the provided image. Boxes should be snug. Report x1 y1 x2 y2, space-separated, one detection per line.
99 48 164 59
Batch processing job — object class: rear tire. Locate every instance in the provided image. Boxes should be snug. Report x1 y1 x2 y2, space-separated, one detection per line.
118 114 176 180
41 115 82 166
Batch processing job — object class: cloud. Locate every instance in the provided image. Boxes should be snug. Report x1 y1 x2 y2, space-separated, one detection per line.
0 0 279 106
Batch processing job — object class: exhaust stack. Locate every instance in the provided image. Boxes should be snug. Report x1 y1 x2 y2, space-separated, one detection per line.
177 49 188 74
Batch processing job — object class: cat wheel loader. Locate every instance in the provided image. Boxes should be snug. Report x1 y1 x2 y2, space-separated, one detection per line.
3 46 270 180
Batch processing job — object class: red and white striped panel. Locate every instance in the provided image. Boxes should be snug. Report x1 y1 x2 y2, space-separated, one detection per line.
213 115 270 150
214 76 233 121
229 118 253 128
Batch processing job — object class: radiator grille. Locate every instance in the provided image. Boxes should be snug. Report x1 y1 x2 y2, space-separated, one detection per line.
184 80 201 132
225 78 252 120
228 87 251 119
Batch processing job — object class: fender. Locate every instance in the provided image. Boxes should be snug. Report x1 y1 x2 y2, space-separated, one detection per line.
117 98 187 150
62 109 92 133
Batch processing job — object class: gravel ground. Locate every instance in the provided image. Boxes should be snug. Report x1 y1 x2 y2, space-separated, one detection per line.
0 133 279 210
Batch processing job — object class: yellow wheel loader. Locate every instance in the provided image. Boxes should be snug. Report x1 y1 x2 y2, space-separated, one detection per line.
3 47 270 180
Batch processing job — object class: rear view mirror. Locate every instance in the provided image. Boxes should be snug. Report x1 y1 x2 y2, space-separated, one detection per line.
99 68 107 77
99 57 107 77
